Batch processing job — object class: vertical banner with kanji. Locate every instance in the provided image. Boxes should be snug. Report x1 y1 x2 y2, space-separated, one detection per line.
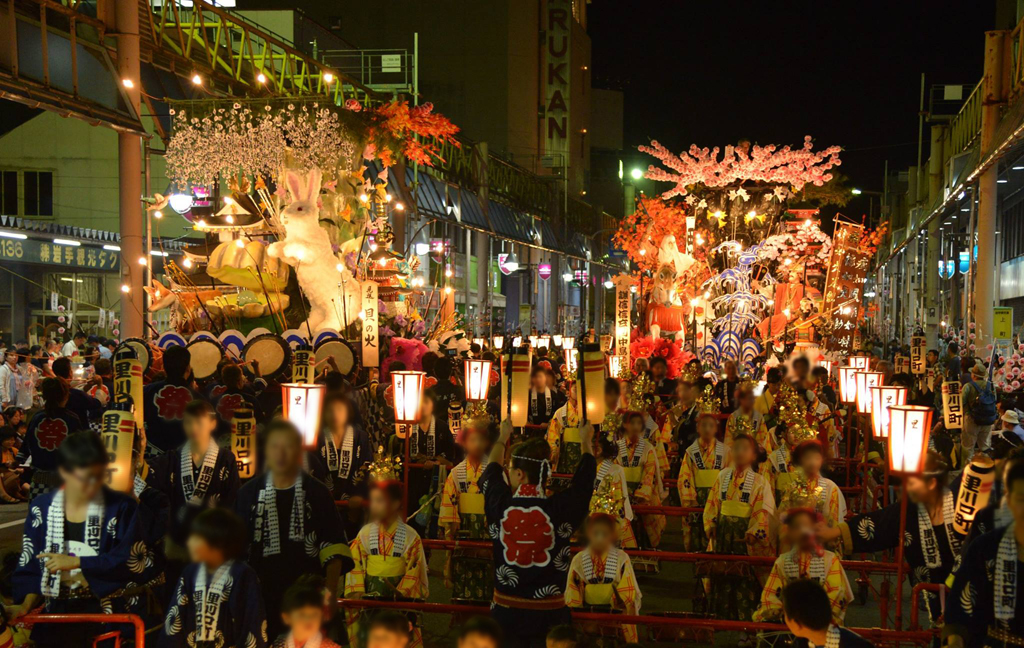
113 347 144 431
942 380 963 429
362 282 379 367
895 354 911 375
910 336 926 375
231 408 257 480
822 222 869 356
101 409 135 493
612 274 634 372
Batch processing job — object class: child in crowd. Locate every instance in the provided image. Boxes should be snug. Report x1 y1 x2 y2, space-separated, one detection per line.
592 435 635 548
159 507 267 648
617 411 665 549
364 611 414 648
678 409 729 551
783 580 873 648
455 617 503 648
272 575 340 648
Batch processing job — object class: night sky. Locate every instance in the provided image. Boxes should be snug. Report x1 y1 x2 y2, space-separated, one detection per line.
589 1 997 218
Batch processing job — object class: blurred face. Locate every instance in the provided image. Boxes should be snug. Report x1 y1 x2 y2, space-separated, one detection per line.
367 626 409 648
282 605 323 643
419 398 434 423
183 412 215 446
724 361 738 379
604 388 620 411
697 416 717 440
458 631 499 648
651 362 666 379
369 487 400 523
586 517 615 554
329 400 350 430
798 448 823 477
788 512 816 552
186 535 223 565
265 431 301 475
768 379 781 394
737 390 754 411
531 372 546 391
59 463 106 501
675 382 688 402
624 415 643 438
464 429 488 460
2 438 14 450
731 438 754 467
793 362 809 380
905 475 936 503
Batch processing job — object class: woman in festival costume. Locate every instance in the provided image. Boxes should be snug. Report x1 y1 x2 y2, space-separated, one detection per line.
19 377 83 498
387 390 453 540
546 381 584 475
702 433 777 622
318 394 373 538
666 365 701 449
10 433 161 648
438 414 493 603
755 367 783 430
760 422 801 505
528 365 564 427
600 379 623 440
565 481 642 644
158 507 268 648
678 406 729 551
944 460 1024 648
806 389 839 460
592 435 636 548
818 451 963 625
780 440 846 550
621 374 670 482
753 508 852 624
482 419 596 648
726 382 772 454
272 575 340 648
343 450 428 648
617 411 665 548
147 400 240 584
235 421 353 640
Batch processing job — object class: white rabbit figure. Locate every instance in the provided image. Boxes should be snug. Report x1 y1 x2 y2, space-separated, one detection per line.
267 168 360 332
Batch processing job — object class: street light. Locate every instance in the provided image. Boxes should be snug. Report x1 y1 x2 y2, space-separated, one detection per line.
504 251 519 273
851 188 863 195
630 168 643 180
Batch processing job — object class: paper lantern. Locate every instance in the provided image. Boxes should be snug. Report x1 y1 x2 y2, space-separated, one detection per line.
849 356 869 370
391 371 426 424
507 349 532 427
230 408 258 480
579 344 607 422
600 335 613 353
513 336 523 347
464 359 492 401
100 407 135 492
816 359 832 377
953 455 995 535
563 336 576 350
112 346 144 431
282 382 326 448
537 336 551 350
473 337 486 349
870 385 907 438
838 366 859 404
492 335 505 350
887 405 932 474
855 371 883 414
529 335 538 347
608 355 624 379
553 334 563 347
564 348 579 375
292 346 314 384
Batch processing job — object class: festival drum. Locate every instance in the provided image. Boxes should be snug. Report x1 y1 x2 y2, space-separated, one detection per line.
314 338 358 379
241 333 292 381
117 337 153 374
186 338 225 383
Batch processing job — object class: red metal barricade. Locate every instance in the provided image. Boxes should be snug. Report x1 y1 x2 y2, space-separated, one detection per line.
20 614 146 648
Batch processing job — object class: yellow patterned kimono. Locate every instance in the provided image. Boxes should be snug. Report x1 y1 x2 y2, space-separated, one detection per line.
546 399 582 474
726 408 774 454
754 390 776 417
677 438 730 551
592 458 637 549
565 547 642 643
438 458 492 602
760 444 795 505
617 437 665 548
778 475 847 552
344 520 429 648
812 401 839 459
753 549 853 624
642 413 671 482
701 466 776 620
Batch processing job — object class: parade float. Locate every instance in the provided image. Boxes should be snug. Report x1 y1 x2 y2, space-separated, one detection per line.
613 137 886 376
134 98 466 380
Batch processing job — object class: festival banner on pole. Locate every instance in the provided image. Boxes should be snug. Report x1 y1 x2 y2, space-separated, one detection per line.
822 222 869 356
612 274 634 371
231 408 258 480
112 347 144 431
942 380 963 429
362 281 379 367
101 409 135 492
910 336 926 375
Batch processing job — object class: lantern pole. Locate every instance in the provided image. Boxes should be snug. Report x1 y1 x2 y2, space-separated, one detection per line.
895 481 908 630
403 424 411 518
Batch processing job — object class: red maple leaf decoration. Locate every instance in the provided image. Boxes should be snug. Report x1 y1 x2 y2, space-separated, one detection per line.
217 394 244 422
500 507 554 568
155 385 193 421
36 418 69 451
